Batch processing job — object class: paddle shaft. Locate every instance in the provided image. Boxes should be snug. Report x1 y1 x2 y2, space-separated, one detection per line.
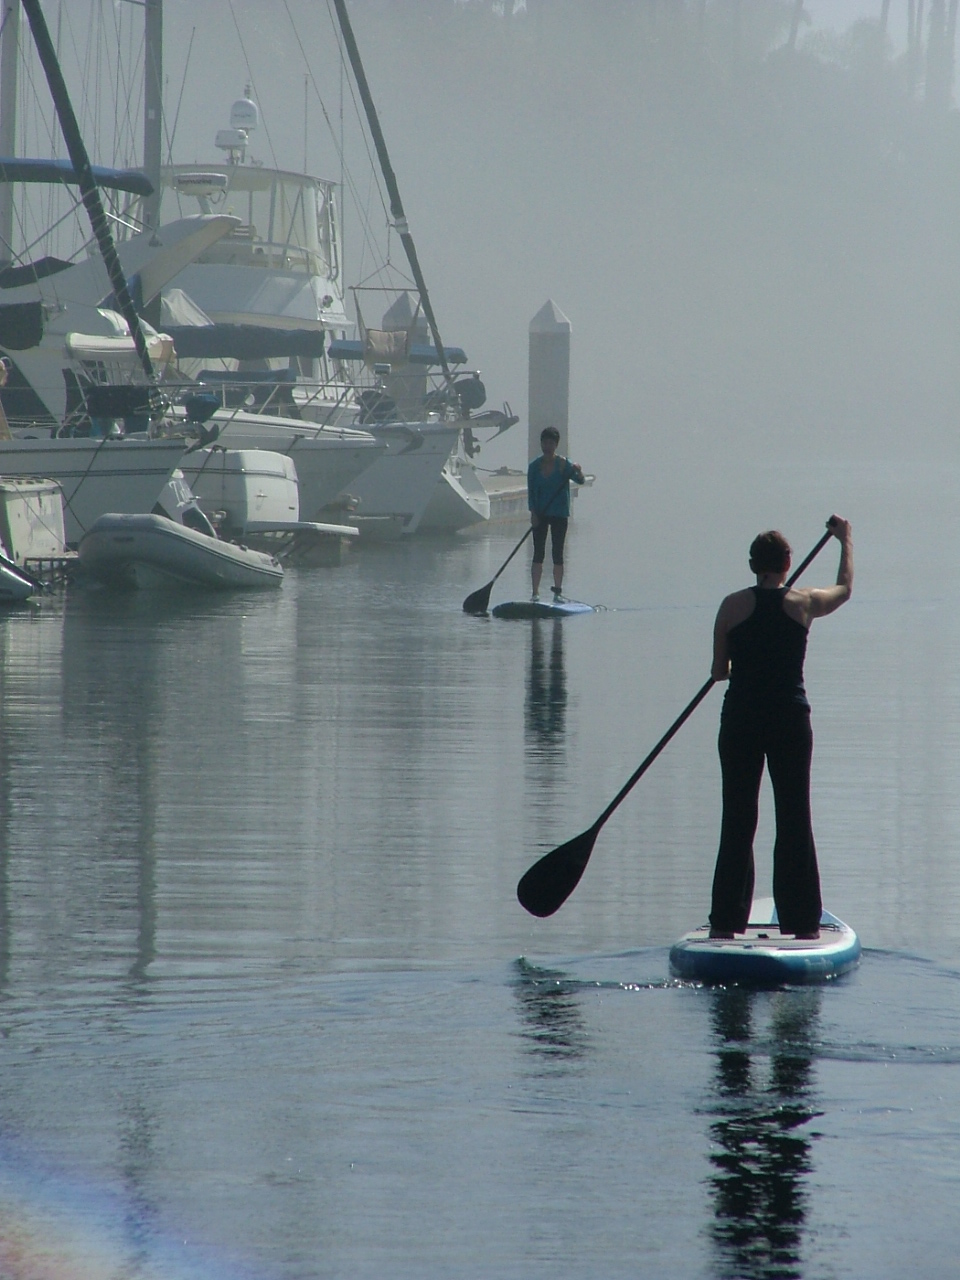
585 528 835 833
488 523 535 589
0 549 45 593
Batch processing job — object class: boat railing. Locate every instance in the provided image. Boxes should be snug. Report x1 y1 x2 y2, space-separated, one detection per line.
183 363 504 433
189 369 353 423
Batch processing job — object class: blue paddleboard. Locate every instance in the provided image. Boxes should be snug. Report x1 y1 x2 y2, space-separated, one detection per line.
491 599 594 619
668 898 861 985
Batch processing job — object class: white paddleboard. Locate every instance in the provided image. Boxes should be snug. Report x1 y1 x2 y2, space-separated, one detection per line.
669 898 861 985
491 598 593 619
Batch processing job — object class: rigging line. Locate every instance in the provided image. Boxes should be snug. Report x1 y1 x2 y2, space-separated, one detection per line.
280 0 389 269
11 195 95 264
14 37 74 249
339 29 344 277
225 0 280 172
106 0 143 170
111 5 128 167
329 0 452 381
323 0 391 222
21 0 156 384
165 26 195 165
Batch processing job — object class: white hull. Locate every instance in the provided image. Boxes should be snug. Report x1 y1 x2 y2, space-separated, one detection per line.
0 437 187 546
206 410 384 518
79 512 283 589
346 420 462 534
168 260 347 331
419 456 491 532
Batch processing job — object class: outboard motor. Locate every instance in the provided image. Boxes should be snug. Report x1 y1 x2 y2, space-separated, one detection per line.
454 374 486 415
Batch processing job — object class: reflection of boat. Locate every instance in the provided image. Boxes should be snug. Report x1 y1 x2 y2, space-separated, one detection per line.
78 512 283 590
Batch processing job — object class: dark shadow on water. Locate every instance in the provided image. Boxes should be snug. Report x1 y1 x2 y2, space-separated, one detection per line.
512 958 590 1071
707 986 823 1280
525 617 567 748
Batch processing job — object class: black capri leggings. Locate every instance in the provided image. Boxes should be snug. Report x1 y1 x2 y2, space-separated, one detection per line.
710 704 822 936
532 516 569 565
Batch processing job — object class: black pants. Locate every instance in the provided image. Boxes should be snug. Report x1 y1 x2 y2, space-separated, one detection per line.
709 703 822 935
532 516 568 565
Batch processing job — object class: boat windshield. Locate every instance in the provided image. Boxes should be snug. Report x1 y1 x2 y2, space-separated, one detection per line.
159 166 336 277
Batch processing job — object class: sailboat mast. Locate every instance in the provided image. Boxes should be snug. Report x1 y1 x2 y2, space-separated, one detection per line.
0 0 20 267
330 0 452 385
143 0 162 234
19 0 155 382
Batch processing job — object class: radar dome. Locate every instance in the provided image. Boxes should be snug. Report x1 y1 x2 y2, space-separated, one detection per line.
230 93 259 133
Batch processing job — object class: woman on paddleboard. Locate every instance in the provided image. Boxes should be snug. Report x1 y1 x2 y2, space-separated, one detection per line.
708 515 853 940
527 426 585 602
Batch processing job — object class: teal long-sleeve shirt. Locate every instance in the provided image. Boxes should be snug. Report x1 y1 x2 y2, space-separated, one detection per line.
527 456 584 518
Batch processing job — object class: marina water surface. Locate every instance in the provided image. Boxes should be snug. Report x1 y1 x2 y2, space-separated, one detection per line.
1 464 960 1278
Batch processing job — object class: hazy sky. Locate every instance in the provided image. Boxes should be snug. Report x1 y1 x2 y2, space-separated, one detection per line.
805 0 907 47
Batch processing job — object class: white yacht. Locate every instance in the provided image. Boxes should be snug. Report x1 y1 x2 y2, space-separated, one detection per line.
148 93 515 533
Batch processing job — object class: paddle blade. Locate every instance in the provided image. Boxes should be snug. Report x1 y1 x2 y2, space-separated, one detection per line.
516 824 600 917
463 581 493 614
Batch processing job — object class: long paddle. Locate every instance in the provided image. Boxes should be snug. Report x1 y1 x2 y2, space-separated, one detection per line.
462 470 574 614
516 524 836 917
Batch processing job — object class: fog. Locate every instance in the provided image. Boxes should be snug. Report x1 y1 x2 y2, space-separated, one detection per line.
12 0 960 591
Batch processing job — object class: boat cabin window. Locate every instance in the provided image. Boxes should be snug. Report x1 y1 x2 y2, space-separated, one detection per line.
160 169 336 276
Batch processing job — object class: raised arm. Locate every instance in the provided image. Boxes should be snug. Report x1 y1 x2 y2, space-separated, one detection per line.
803 515 853 620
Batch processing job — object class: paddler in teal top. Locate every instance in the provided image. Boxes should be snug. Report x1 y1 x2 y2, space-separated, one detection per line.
527 426 585 602
708 516 854 940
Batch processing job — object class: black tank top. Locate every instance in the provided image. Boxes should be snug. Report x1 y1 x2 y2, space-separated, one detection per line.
724 587 809 710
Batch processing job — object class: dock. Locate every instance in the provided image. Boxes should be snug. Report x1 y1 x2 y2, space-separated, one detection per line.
479 468 527 522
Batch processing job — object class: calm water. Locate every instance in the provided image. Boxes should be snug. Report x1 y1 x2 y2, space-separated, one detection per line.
2 455 960 1279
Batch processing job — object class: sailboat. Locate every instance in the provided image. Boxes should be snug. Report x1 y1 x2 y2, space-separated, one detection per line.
0 6 382 538
3 2 285 595
0 4 187 545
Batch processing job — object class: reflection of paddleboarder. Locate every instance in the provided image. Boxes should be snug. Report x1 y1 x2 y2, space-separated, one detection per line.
708 986 820 1277
708 516 853 940
527 426 584 603
526 618 567 744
